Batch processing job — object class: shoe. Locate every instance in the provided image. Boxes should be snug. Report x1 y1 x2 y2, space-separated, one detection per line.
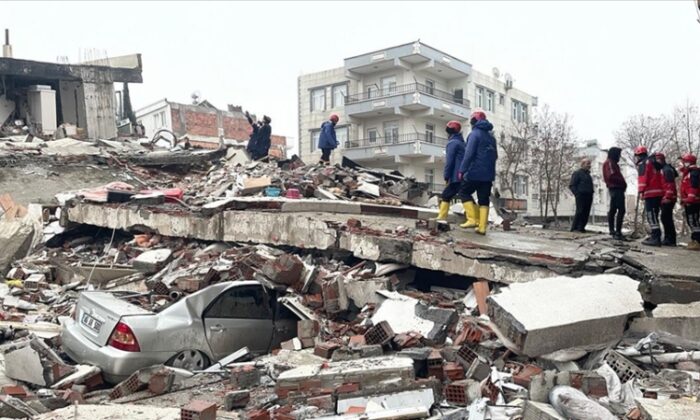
662 239 677 247
459 202 478 229
475 206 489 235
642 234 661 247
436 201 450 221
613 232 624 241
687 240 700 251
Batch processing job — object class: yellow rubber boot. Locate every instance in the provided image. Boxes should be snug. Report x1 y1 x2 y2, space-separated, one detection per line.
475 206 489 235
459 201 478 228
436 201 450 221
688 240 700 251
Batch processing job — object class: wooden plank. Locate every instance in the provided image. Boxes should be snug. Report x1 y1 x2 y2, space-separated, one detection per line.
473 280 490 316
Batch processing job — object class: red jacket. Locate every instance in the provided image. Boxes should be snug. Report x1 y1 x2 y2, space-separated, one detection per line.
661 164 678 204
680 165 700 205
637 156 664 199
603 159 627 190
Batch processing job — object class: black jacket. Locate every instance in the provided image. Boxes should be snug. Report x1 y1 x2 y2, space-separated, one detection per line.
257 123 271 155
569 169 594 195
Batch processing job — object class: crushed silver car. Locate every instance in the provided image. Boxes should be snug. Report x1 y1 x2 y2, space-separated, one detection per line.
61 280 299 382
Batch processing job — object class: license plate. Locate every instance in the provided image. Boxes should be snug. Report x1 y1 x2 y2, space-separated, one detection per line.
81 312 103 333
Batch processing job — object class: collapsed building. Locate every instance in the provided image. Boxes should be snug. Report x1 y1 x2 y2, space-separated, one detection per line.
0 29 143 139
0 134 699 420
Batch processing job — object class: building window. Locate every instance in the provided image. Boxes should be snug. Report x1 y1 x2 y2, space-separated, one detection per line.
425 124 435 143
367 128 378 144
512 99 528 123
335 126 348 149
310 129 320 152
367 85 378 99
425 79 435 95
311 88 325 111
425 169 435 186
476 87 484 108
499 94 505 105
486 91 495 112
383 121 399 144
453 89 464 105
514 175 529 196
332 84 347 108
380 76 397 96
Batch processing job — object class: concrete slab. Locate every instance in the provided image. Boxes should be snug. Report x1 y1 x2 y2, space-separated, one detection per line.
372 291 457 344
629 301 700 341
635 397 700 419
0 219 34 277
522 401 566 420
488 274 644 357
222 211 338 249
624 249 700 304
34 404 180 420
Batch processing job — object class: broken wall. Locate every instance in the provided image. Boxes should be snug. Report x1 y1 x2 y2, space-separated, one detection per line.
58 81 86 129
82 82 116 139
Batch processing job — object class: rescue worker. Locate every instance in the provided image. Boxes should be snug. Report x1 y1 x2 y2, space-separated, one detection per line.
603 147 627 240
257 115 272 159
436 120 466 220
635 146 665 247
679 153 700 250
457 109 498 235
245 111 260 158
657 152 678 246
569 158 594 233
318 114 340 164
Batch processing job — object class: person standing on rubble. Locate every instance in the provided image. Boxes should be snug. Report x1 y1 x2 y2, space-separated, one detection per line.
657 152 678 246
318 114 340 164
436 120 465 220
257 115 272 159
569 158 594 233
635 146 666 247
603 147 627 240
679 153 700 250
245 111 261 159
457 109 498 235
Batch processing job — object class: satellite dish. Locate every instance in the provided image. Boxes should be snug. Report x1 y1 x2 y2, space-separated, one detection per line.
191 90 202 104
492 67 500 78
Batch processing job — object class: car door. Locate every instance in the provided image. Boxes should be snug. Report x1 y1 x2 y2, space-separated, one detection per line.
203 284 274 360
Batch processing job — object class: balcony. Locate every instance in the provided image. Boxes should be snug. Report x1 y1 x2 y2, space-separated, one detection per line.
344 83 470 120
342 132 447 162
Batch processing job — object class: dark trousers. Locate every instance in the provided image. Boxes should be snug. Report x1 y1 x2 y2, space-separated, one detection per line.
571 193 593 232
441 182 461 201
458 180 492 206
645 197 662 239
320 148 332 162
661 202 676 244
608 188 626 235
685 204 700 241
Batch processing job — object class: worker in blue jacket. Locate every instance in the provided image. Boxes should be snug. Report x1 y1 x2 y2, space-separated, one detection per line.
437 120 466 220
318 114 340 164
458 109 498 235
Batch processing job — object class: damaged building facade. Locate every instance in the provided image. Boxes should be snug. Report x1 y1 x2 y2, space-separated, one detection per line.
135 98 288 158
0 31 143 139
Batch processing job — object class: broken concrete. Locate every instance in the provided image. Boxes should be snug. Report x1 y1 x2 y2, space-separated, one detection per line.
629 301 700 341
0 218 34 276
372 291 457 344
635 397 700 419
488 274 644 356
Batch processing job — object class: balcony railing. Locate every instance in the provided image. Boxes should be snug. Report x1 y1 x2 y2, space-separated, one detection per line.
345 82 469 106
497 197 528 211
344 133 448 149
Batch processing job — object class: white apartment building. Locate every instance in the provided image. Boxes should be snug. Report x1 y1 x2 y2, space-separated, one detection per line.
298 41 538 211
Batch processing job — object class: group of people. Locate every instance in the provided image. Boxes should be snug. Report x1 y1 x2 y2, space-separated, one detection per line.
633 146 699 249
569 144 700 250
245 111 272 160
436 109 499 235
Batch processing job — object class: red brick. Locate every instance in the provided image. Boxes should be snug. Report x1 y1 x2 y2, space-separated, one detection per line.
1 385 27 399
314 341 341 359
348 335 366 347
307 395 334 411
335 382 360 394
181 400 217 420
445 380 475 406
246 409 271 420
365 321 394 346
443 362 465 381
512 364 543 388
61 389 84 404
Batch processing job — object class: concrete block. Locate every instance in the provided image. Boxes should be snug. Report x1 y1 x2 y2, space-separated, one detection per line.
339 232 413 264
133 249 172 274
230 365 260 389
224 390 250 410
522 401 566 420
261 254 303 286
629 301 700 341
635 397 700 419
344 278 391 307
487 274 644 356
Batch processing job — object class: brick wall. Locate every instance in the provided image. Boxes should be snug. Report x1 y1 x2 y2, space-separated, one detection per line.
222 115 251 140
183 111 218 137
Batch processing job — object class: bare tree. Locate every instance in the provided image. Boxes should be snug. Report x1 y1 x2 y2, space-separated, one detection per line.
614 114 674 168
529 105 578 224
668 100 700 161
497 120 537 200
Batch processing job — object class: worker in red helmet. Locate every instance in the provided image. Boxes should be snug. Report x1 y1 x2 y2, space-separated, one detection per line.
318 114 340 164
436 120 466 221
635 146 666 246
656 152 679 246
679 153 700 250
457 109 498 234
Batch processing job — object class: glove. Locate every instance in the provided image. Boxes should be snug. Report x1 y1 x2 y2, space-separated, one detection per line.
457 172 463 181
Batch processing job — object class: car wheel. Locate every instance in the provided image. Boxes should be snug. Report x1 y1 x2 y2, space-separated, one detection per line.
168 350 210 371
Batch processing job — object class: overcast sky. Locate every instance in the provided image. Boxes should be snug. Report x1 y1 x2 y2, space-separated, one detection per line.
4 1 700 149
